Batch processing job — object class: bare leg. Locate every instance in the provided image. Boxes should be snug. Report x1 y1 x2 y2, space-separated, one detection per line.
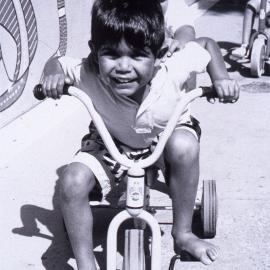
242 5 255 45
231 5 256 57
165 129 219 265
60 162 97 270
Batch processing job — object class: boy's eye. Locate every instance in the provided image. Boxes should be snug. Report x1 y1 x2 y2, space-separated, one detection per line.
132 48 152 59
132 51 147 58
100 48 118 58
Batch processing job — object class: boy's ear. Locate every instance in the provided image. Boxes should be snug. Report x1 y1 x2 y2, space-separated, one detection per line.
156 46 169 60
88 40 98 63
154 46 169 67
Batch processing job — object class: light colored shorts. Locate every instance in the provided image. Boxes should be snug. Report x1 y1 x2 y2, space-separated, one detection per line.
71 117 201 201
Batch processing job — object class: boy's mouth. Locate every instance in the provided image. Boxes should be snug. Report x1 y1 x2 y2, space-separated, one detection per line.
111 77 136 85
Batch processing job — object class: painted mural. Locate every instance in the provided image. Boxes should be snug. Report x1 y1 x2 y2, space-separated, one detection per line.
0 0 67 126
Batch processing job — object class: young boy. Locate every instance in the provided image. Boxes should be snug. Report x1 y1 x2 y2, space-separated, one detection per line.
41 0 240 269
232 0 270 58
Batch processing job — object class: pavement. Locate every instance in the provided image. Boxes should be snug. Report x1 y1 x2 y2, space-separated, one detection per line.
1 0 270 270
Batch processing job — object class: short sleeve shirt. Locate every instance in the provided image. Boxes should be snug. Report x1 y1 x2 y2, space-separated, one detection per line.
59 42 210 149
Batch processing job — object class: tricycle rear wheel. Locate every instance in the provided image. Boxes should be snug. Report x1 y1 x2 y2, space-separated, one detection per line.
200 180 217 238
250 36 267 77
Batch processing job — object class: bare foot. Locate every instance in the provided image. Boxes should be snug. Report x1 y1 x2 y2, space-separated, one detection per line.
174 232 219 265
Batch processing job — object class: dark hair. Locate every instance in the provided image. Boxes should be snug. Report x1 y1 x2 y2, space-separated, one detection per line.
91 0 165 56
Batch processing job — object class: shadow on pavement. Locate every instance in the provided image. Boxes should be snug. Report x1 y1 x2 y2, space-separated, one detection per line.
218 41 252 77
12 166 75 270
10 165 115 270
209 0 248 13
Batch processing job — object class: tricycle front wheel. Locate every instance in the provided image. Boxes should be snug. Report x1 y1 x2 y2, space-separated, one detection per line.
123 229 145 270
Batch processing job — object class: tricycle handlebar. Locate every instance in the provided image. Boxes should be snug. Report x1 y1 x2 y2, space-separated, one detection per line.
33 84 215 168
33 84 216 100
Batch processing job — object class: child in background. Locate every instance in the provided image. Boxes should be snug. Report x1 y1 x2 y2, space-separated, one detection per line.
41 0 240 269
161 0 196 58
161 0 197 89
232 0 270 58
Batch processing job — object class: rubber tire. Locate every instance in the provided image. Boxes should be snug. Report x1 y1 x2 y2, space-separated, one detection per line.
123 229 145 270
200 180 217 238
250 37 267 77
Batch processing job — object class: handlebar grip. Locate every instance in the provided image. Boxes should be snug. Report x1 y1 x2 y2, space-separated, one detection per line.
33 84 46 100
201 86 218 98
33 84 70 100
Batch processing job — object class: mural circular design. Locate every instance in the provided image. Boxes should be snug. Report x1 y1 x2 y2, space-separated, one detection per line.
0 0 67 112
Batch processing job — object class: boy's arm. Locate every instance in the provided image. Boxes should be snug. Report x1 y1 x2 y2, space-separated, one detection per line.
174 25 196 47
167 25 196 57
196 37 228 81
196 37 240 103
41 57 73 99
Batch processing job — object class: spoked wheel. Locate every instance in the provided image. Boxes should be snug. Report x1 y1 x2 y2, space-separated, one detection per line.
123 229 145 270
200 180 218 238
250 37 267 77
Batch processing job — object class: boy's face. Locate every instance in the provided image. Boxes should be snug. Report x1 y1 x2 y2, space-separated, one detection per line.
93 38 157 100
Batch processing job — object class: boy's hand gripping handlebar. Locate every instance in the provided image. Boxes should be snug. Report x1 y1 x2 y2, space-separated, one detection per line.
33 84 216 100
33 84 70 100
33 84 216 169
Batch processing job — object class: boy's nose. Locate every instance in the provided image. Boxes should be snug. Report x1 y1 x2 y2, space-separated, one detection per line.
116 57 132 72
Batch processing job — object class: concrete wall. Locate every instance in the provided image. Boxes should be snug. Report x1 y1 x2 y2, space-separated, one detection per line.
0 0 93 128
